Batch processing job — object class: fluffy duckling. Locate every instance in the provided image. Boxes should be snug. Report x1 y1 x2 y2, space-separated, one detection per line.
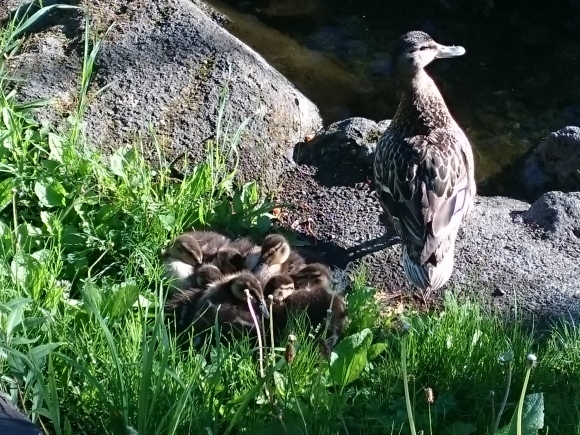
160 230 230 289
264 273 295 303
191 271 269 346
292 262 332 292
227 237 262 271
373 31 476 294
212 246 245 274
253 234 305 282
165 287 206 338
267 273 347 347
194 263 223 288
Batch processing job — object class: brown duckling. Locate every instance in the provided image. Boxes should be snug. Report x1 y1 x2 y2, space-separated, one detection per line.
160 230 230 289
165 287 206 338
264 273 296 303
212 246 245 274
292 262 332 292
267 273 346 347
227 237 262 271
190 271 269 347
253 234 305 281
194 263 224 288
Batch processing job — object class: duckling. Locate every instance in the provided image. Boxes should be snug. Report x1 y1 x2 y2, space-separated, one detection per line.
160 230 230 289
212 246 245 274
264 273 295 303
194 263 223 288
253 234 305 282
292 262 332 292
373 31 476 294
227 237 262 271
268 274 347 347
165 287 206 337
190 271 269 346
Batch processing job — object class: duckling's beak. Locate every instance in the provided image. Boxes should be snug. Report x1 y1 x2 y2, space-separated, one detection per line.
434 43 466 59
259 297 270 318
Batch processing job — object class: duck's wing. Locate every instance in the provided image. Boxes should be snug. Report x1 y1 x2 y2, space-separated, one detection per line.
375 129 474 265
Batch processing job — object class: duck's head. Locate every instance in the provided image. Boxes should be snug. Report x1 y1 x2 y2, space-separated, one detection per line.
230 272 270 318
260 234 291 266
393 31 465 73
196 264 223 288
293 263 332 289
215 247 244 274
160 234 203 266
264 273 295 303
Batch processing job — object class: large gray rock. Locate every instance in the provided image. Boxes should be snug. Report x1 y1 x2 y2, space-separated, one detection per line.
519 126 580 198
522 191 580 242
280 123 580 319
305 117 391 165
3 0 322 192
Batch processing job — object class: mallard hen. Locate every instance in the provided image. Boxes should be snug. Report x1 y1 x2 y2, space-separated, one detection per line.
374 31 476 293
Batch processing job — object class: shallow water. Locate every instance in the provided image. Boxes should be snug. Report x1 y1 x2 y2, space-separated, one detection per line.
204 0 580 194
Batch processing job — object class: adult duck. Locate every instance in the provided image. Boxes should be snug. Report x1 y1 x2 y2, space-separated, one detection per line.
374 31 476 293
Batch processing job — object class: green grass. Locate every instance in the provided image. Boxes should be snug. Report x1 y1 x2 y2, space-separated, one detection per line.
1 5 580 435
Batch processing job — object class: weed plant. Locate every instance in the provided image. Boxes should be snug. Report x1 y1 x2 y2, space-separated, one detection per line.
0 5 579 435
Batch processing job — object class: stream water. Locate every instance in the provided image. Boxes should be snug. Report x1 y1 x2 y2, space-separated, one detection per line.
204 0 580 194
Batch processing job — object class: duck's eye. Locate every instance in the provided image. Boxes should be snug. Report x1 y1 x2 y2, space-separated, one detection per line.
419 45 430 51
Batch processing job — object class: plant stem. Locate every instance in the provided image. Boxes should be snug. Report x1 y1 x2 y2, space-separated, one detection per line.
401 334 417 435
493 363 513 433
245 292 264 378
428 403 433 435
288 364 308 435
516 365 533 435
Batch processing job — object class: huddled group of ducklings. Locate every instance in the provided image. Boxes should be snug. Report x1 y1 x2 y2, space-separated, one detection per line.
160 230 346 349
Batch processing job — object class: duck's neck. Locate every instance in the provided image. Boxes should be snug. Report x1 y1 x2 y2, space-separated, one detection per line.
392 69 455 134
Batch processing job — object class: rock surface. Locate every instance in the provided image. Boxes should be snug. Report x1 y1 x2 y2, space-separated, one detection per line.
305 117 391 165
519 126 580 198
3 0 322 191
279 119 580 319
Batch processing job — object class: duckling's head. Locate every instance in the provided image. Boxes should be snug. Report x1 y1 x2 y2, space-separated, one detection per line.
215 247 244 274
196 264 223 288
393 31 465 73
160 234 203 266
260 234 291 266
264 274 295 303
294 263 332 290
230 272 270 318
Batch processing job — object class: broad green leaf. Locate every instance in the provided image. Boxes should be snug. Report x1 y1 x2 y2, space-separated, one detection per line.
0 219 13 253
255 215 271 235
35 178 67 207
496 393 544 435
0 177 15 212
11 253 41 289
82 280 102 316
103 280 140 320
442 421 478 435
29 343 62 367
48 132 64 163
232 193 244 214
368 343 388 361
158 213 175 231
329 328 373 389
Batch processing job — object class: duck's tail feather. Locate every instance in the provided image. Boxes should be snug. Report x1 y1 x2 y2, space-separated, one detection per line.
402 244 456 292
